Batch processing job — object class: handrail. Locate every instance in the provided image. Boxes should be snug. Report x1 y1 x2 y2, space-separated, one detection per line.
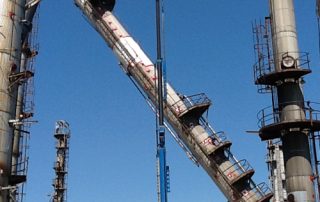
171 93 211 116
244 182 272 200
257 101 320 127
199 117 228 143
254 51 310 81
222 159 253 177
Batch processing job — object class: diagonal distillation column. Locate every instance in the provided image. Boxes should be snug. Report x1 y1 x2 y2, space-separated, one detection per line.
75 1 273 201
269 0 315 200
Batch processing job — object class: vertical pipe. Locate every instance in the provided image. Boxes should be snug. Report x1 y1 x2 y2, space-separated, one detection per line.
269 0 315 201
11 51 26 176
0 1 26 201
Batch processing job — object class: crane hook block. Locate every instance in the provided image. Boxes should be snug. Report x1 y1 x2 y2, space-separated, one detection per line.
89 0 115 11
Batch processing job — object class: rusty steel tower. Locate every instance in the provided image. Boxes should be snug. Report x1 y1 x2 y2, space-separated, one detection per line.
52 121 71 202
253 0 320 201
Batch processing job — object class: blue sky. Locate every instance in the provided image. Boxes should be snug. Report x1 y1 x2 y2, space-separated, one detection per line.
25 1 319 202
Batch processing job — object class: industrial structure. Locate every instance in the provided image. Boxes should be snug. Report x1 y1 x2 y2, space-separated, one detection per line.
51 121 71 202
0 0 319 201
253 0 320 201
74 0 274 201
0 0 39 201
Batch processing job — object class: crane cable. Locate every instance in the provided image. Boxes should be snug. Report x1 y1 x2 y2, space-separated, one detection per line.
317 0 320 56
317 17 320 57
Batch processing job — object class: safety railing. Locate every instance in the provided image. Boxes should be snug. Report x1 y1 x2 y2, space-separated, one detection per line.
222 159 253 181
200 131 229 148
199 117 228 143
254 51 310 82
257 101 320 128
243 182 272 200
12 160 28 174
171 93 211 116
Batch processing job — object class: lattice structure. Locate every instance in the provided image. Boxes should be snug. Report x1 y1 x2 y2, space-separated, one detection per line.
252 17 273 94
266 140 287 202
52 121 71 202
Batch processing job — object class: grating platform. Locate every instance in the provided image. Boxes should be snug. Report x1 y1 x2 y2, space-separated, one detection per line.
257 193 274 202
230 169 255 186
259 120 320 140
172 93 211 119
178 103 210 119
208 141 232 157
255 69 311 85
9 175 26 185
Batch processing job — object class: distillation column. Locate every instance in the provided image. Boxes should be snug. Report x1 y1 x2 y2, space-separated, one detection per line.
271 1 315 200
75 1 273 201
253 0 320 201
0 1 28 201
52 121 71 202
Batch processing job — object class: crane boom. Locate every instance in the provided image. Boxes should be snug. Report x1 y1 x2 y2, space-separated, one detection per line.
317 0 320 17
155 0 169 201
74 1 273 201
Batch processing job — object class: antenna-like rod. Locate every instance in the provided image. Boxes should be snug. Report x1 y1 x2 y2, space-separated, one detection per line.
155 0 169 201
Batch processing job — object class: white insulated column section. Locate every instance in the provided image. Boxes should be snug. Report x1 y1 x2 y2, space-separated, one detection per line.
101 12 183 109
0 0 25 201
269 0 315 201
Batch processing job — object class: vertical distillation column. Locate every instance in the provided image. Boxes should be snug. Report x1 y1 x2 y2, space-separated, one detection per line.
253 0 320 201
52 121 70 202
270 1 314 200
0 0 26 201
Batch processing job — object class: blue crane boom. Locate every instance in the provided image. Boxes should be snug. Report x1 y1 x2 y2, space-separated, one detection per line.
155 0 169 201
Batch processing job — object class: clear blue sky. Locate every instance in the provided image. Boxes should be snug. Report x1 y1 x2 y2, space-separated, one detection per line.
25 1 319 201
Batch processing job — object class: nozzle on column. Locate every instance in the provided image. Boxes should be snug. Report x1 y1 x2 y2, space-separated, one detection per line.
89 0 115 11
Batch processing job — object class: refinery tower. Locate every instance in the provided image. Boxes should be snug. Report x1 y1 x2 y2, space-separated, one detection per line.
0 0 319 202
0 0 39 201
253 0 320 201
